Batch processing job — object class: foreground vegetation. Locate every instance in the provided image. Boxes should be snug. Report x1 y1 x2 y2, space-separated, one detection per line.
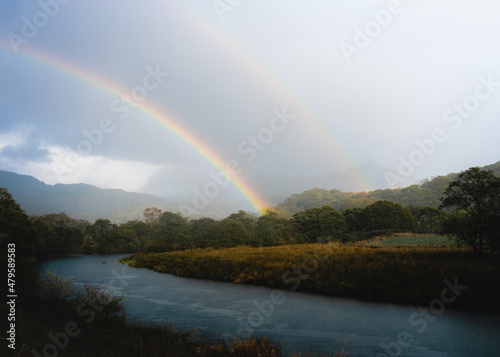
121 243 500 313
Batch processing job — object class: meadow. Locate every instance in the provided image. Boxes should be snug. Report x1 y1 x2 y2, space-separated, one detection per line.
120 243 500 313
376 234 453 246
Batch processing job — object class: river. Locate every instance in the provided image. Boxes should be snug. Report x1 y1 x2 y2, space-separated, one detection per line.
38 254 500 356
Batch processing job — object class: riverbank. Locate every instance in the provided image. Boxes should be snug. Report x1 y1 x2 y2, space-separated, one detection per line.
120 243 500 313
5 273 345 357
7 298 287 357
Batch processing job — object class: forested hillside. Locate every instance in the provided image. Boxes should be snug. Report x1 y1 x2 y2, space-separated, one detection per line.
0 170 177 222
276 161 500 214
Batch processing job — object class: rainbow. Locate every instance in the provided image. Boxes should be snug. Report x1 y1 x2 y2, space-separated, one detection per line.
167 1 376 190
0 41 269 214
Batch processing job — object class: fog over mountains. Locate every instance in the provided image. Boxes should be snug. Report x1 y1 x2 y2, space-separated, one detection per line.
248 161 390 199
1 160 498 222
0 161 390 221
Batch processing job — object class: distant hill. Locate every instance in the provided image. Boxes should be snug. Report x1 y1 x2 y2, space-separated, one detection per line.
0 170 178 222
2 161 499 221
275 161 500 214
0 171 269 221
247 161 390 201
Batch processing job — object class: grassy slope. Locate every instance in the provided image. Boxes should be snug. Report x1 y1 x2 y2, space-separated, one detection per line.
120 244 500 313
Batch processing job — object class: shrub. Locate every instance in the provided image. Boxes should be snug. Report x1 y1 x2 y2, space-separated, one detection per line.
38 269 123 314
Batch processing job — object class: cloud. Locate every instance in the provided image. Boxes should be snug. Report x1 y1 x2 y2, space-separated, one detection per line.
0 143 50 162
0 126 50 162
44 146 163 192
0 124 163 192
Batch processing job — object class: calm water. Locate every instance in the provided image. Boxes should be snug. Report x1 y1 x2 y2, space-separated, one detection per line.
38 254 500 356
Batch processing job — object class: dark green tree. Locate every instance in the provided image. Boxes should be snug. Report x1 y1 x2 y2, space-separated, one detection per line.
190 217 217 247
227 210 257 236
108 225 140 253
363 200 416 234
205 218 250 248
123 219 154 251
440 167 500 254
0 188 40 256
86 219 114 252
291 206 346 242
0 188 39 302
409 206 447 234
343 207 366 233
255 211 282 246
38 213 86 254
441 211 475 250
158 211 191 250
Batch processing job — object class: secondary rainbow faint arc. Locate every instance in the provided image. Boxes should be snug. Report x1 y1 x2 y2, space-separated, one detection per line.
167 1 376 191
0 43 268 213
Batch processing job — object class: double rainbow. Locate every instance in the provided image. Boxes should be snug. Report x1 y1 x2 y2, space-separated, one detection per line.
1 2 375 215
0 42 268 213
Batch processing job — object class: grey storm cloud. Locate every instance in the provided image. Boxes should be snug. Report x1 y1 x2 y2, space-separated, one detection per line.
1 142 50 162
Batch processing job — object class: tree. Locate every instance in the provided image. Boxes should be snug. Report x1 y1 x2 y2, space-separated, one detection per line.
143 207 163 224
255 211 282 246
204 218 250 248
343 207 365 233
0 188 40 256
227 210 257 235
87 219 114 249
363 200 416 234
291 206 346 242
108 225 140 253
0 188 40 302
38 213 86 254
190 217 216 247
441 211 475 250
409 206 447 234
123 220 153 251
440 167 500 254
158 211 191 250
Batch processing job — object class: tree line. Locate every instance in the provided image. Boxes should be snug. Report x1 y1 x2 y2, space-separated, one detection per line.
1 167 499 259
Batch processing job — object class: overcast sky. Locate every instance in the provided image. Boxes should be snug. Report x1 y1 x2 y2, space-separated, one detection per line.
1 0 500 208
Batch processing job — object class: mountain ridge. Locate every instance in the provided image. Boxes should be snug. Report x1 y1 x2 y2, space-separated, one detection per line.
1 160 499 221
0 170 177 222
275 161 500 214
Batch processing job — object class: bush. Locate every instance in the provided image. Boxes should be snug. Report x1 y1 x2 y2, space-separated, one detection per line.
39 269 124 315
38 269 76 303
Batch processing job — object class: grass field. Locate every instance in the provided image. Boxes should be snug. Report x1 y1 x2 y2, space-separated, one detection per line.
120 243 500 313
377 235 454 246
